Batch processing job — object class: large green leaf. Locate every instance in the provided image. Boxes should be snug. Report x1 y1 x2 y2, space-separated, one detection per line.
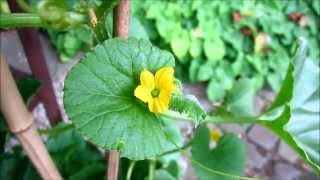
285 58 319 168
157 117 183 165
64 38 178 160
206 39 320 173
191 125 246 180
262 39 320 172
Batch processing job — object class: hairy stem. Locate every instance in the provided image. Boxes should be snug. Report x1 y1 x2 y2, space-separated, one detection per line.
203 115 258 124
163 110 258 124
162 111 194 122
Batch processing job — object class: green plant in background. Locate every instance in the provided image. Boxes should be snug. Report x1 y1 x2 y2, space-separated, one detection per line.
30 0 148 63
1 0 319 179
132 0 320 104
46 25 94 63
0 123 107 180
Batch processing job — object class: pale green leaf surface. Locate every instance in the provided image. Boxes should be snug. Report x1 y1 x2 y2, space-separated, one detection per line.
285 58 320 169
189 59 201 82
206 40 320 173
158 118 183 165
226 78 255 116
264 39 320 172
153 170 175 180
189 38 202 58
207 79 226 102
197 63 213 81
170 30 190 60
204 37 225 63
206 39 320 172
129 17 149 40
64 38 177 160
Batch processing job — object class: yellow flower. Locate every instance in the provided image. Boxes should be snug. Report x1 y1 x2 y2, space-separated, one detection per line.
134 67 175 113
210 127 222 142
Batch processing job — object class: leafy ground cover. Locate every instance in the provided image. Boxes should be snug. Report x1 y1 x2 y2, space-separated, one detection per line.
131 0 320 103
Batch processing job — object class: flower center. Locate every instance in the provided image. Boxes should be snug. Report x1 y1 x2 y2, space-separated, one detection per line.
151 88 160 97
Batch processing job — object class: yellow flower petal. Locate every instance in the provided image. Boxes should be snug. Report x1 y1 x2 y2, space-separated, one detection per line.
134 85 152 103
135 67 176 114
148 98 167 113
156 98 168 113
210 127 222 142
159 90 170 108
148 99 155 112
140 69 155 90
155 67 175 92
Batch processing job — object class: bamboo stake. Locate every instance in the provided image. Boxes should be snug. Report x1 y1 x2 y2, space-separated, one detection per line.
107 0 130 179
0 57 62 180
8 0 62 125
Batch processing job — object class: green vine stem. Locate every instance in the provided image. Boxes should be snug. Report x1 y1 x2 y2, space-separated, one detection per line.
0 13 44 28
159 141 192 156
163 111 259 124
148 159 156 180
204 115 258 124
126 160 136 180
162 111 194 122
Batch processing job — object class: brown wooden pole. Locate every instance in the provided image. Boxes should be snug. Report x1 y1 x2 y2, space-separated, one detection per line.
0 57 62 180
8 0 62 125
113 0 130 38
107 0 130 179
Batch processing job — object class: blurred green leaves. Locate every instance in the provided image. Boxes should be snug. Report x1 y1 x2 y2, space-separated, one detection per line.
206 38 320 173
132 0 320 103
170 30 190 60
0 123 106 180
204 37 225 63
225 78 255 116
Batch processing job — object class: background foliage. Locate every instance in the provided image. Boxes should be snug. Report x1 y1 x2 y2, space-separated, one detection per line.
1 0 319 179
131 0 320 103
29 0 320 106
